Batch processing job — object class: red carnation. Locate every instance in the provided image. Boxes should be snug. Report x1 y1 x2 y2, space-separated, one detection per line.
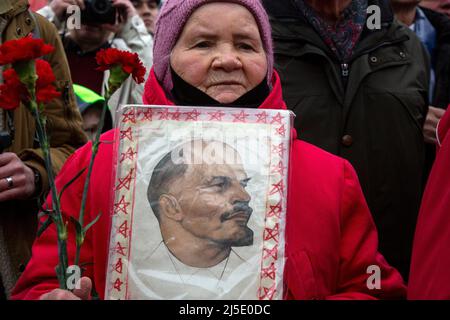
96 48 146 84
0 60 60 110
0 69 27 109
0 35 54 66
35 59 61 104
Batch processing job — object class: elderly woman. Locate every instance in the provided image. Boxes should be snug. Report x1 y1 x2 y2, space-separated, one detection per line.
12 0 405 300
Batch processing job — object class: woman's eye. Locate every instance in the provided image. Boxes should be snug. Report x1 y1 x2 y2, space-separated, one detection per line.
194 41 212 49
238 43 254 51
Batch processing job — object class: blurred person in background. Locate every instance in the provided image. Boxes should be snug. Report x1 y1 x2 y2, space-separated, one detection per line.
131 0 161 35
391 0 450 198
391 0 449 131
73 84 113 140
0 0 86 299
263 0 430 280
39 0 153 122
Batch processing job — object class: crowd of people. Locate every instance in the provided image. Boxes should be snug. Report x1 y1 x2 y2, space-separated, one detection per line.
0 0 449 300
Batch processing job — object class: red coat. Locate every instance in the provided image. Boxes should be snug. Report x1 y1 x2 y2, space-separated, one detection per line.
29 0 48 11
408 108 450 299
11 70 405 300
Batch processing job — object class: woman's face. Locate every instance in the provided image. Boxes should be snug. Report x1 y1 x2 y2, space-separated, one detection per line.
170 3 268 104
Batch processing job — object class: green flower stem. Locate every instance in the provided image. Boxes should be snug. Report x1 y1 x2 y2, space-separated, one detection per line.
109 66 129 96
17 61 69 290
14 60 38 88
30 98 68 290
75 91 111 267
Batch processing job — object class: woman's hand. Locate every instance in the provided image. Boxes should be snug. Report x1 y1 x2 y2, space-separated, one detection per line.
39 277 92 300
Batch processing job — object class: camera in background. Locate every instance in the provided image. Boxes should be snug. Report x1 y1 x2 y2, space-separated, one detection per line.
81 0 117 25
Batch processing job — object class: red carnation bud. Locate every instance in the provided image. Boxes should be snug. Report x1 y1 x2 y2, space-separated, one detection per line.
96 48 146 96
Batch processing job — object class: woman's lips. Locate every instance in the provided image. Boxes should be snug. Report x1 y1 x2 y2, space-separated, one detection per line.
211 82 242 86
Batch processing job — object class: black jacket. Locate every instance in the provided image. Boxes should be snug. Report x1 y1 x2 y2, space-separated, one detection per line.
421 6 450 109
263 0 430 280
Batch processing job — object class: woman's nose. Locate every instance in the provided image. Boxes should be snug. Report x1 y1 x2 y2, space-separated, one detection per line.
212 49 243 72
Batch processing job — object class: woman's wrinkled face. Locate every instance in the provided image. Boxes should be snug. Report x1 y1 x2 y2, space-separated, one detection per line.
170 3 268 104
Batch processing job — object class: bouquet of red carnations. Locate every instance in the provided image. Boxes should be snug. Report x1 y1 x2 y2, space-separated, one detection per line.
0 36 145 290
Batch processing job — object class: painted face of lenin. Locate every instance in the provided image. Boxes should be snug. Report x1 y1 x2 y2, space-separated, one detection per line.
147 140 254 267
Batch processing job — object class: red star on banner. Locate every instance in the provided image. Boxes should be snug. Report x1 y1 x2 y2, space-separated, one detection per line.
272 143 286 158
269 180 284 196
120 147 137 163
158 109 170 120
256 111 268 123
118 220 129 238
114 196 130 215
208 110 226 121
263 223 279 242
271 112 283 124
171 109 182 121
115 242 127 256
116 169 134 191
263 245 278 260
259 284 276 300
115 258 123 274
137 109 153 121
267 202 282 218
271 161 286 175
122 110 136 124
185 109 201 121
261 262 276 280
276 125 286 137
233 110 250 123
120 127 133 142
113 278 123 292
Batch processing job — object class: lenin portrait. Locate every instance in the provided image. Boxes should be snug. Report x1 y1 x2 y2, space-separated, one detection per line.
147 139 255 269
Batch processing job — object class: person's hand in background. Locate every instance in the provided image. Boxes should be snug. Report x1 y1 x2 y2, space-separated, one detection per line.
0 153 36 202
102 0 139 34
424 106 446 144
50 0 86 22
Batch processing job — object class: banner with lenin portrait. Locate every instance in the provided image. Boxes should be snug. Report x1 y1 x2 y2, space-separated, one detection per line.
105 105 293 300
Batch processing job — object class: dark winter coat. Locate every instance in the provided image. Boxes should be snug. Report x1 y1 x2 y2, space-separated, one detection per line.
263 0 430 279
421 6 450 109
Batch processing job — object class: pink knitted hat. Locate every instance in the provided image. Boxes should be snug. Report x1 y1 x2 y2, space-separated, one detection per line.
152 0 274 94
